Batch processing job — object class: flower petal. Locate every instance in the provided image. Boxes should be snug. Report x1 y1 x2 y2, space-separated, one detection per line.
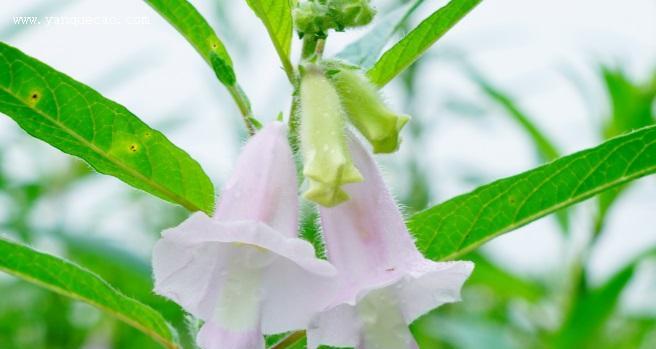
197 321 264 349
398 260 473 322
307 303 359 349
318 131 424 297
153 215 336 334
355 287 419 349
308 261 472 349
310 133 474 349
214 121 298 237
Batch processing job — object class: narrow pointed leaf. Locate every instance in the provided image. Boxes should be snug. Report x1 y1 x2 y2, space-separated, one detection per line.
144 0 237 86
466 252 545 302
0 42 215 213
594 66 656 234
0 238 179 349
337 0 424 68
367 0 482 86
244 0 295 82
409 125 656 261
469 68 570 233
555 249 656 348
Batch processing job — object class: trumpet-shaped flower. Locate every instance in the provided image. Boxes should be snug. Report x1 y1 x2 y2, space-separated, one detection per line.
308 133 473 349
300 67 363 207
152 122 336 349
331 67 409 154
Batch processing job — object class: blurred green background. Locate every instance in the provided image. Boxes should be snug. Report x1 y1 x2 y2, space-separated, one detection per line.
1 0 655 348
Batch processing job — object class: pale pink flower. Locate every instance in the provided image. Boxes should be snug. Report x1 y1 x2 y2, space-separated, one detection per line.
308 133 474 349
152 122 336 349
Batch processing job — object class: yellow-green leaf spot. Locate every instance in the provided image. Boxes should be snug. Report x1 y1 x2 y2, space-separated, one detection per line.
300 67 363 207
331 66 409 153
28 90 41 106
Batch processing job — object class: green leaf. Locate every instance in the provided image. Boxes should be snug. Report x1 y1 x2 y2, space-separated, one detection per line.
467 67 571 233
408 125 656 261
0 237 179 349
337 0 424 68
555 249 656 349
0 42 215 214
268 331 307 349
144 0 236 86
244 0 295 82
367 0 482 86
413 314 523 349
466 252 545 302
601 66 656 139
60 233 195 348
594 66 656 235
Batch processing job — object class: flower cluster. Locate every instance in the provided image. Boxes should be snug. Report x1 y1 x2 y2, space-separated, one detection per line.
152 66 473 349
293 0 376 39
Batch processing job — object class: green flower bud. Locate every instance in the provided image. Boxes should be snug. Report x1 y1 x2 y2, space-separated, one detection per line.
331 67 409 153
300 67 363 207
293 0 376 38
332 0 376 29
293 1 331 38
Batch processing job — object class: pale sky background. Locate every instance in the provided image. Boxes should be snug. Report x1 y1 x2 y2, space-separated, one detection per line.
1 0 655 314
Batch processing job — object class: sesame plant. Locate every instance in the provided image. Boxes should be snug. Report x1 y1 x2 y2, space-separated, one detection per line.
1 0 655 349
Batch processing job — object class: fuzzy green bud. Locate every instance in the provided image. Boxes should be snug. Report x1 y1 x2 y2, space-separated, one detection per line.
293 1 332 38
332 0 376 29
293 0 376 38
331 67 409 153
300 67 363 207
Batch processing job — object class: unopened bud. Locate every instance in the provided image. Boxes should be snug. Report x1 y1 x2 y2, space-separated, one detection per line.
293 0 376 38
300 67 363 207
333 0 376 29
331 67 409 153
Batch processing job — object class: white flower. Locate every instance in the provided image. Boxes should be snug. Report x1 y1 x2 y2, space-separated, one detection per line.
152 122 336 349
308 132 474 349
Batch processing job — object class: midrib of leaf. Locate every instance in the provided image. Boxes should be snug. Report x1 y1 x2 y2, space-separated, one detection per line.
416 129 656 261
0 264 177 349
0 84 201 213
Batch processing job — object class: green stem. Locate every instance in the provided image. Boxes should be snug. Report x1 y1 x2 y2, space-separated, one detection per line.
227 83 256 135
281 55 297 86
301 37 318 60
288 88 301 150
314 38 326 58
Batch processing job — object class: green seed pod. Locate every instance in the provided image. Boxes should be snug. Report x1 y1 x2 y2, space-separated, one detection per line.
331 67 409 154
300 67 363 207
